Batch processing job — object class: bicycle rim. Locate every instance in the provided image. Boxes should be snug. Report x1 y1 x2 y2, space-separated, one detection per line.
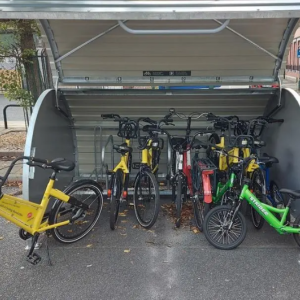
133 170 160 229
51 183 103 243
204 206 246 250
175 176 183 228
251 169 266 229
110 170 122 230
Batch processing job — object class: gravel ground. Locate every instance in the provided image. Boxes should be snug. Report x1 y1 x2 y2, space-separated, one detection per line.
0 131 26 151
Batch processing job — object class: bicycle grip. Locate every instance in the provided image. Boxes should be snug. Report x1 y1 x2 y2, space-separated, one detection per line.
207 113 218 121
161 118 174 124
31 157 48 164
143 125 158 132
101 114 114 119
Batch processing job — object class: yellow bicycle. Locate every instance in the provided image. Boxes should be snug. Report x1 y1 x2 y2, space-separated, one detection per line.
132 117 166 228
0 156 103 265
101 114 138 230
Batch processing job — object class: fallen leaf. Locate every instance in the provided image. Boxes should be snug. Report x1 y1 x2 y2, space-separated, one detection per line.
124 249 130 253
118 213 127 217
146 241 155 244
132 225 140 229
86 244 93 248
193 229 199 234
120 233 127 236
121 220 128 223
0 237 3 240
147 230 155 233
87 264 92 268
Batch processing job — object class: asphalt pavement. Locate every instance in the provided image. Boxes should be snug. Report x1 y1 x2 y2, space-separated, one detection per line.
0 200 300 300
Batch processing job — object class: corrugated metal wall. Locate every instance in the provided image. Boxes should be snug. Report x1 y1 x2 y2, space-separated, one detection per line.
63 88 275 186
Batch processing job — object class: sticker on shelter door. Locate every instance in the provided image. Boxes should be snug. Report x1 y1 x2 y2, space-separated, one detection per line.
143 71 191 76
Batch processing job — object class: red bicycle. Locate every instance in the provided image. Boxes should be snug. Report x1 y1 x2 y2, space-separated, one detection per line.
165 109 217 229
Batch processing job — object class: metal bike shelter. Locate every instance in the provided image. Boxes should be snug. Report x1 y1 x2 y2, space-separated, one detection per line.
1 1 300 212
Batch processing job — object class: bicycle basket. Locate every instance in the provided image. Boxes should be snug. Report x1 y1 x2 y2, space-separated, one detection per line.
117 120 138 139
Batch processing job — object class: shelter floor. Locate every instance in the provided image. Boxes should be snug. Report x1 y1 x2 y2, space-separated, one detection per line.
0 197 299 300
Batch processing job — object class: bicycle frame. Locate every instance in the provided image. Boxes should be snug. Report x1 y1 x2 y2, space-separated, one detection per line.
240 184 300 234
259 164 283 207
0 179 72 236
213 172 235 204
141 138 159 173
112 139 130 174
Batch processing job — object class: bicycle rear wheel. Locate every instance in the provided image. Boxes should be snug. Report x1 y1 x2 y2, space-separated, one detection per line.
203 205 247 250
133 170 160 229
49 180 103 243
193 200 210 232
110 169 123 230
175 175 183 228
250 168 266 230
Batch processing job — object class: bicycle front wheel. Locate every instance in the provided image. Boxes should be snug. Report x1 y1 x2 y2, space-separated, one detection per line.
49 180 103 243
203 205 247 250
133 170 160 229
110 169 123 230
175 175 183 228
250 168 266 230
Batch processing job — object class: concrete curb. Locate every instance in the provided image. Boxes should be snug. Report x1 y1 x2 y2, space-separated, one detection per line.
7 175 22 182
0 151 23 157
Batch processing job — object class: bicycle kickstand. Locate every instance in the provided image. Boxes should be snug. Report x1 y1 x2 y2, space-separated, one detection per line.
26 233 42 265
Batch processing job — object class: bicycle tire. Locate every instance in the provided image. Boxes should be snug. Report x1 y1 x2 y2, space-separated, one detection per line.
270 180 285 220
151 149 160 177
193 201 210 232
171 150 177 203
293 214 300 247
175 175 183 228
49 179 103 243
270 180 284 207
110 169 123 230
133 170 160 229
203 205 247 250
250 168 266 230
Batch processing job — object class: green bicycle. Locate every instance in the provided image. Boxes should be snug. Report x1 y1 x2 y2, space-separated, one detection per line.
203 155 300 250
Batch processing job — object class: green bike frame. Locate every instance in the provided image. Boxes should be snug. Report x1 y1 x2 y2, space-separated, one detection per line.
213 173 235 204
240 185 300 234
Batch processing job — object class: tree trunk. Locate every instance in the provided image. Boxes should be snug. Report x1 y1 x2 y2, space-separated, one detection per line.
17 20 43 105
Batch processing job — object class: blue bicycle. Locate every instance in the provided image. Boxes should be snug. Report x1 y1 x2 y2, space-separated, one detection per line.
251 153 285 229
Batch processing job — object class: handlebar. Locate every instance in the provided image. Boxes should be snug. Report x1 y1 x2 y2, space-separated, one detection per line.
101 114 121 119
0 156 52 187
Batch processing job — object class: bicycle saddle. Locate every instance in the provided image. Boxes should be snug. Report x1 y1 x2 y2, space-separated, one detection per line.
259 153 279 167
48 158 75 172
280 189 300 199
113 143 133 154
192 139 207 150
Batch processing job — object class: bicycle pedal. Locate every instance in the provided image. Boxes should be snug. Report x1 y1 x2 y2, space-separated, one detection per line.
26 252 42 265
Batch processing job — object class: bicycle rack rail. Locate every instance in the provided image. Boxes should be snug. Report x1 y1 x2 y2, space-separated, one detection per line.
89 126 102 181
101 135 114 189
3 104 22 129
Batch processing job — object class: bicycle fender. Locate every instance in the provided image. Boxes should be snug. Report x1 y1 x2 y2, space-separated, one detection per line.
202 172 213 204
